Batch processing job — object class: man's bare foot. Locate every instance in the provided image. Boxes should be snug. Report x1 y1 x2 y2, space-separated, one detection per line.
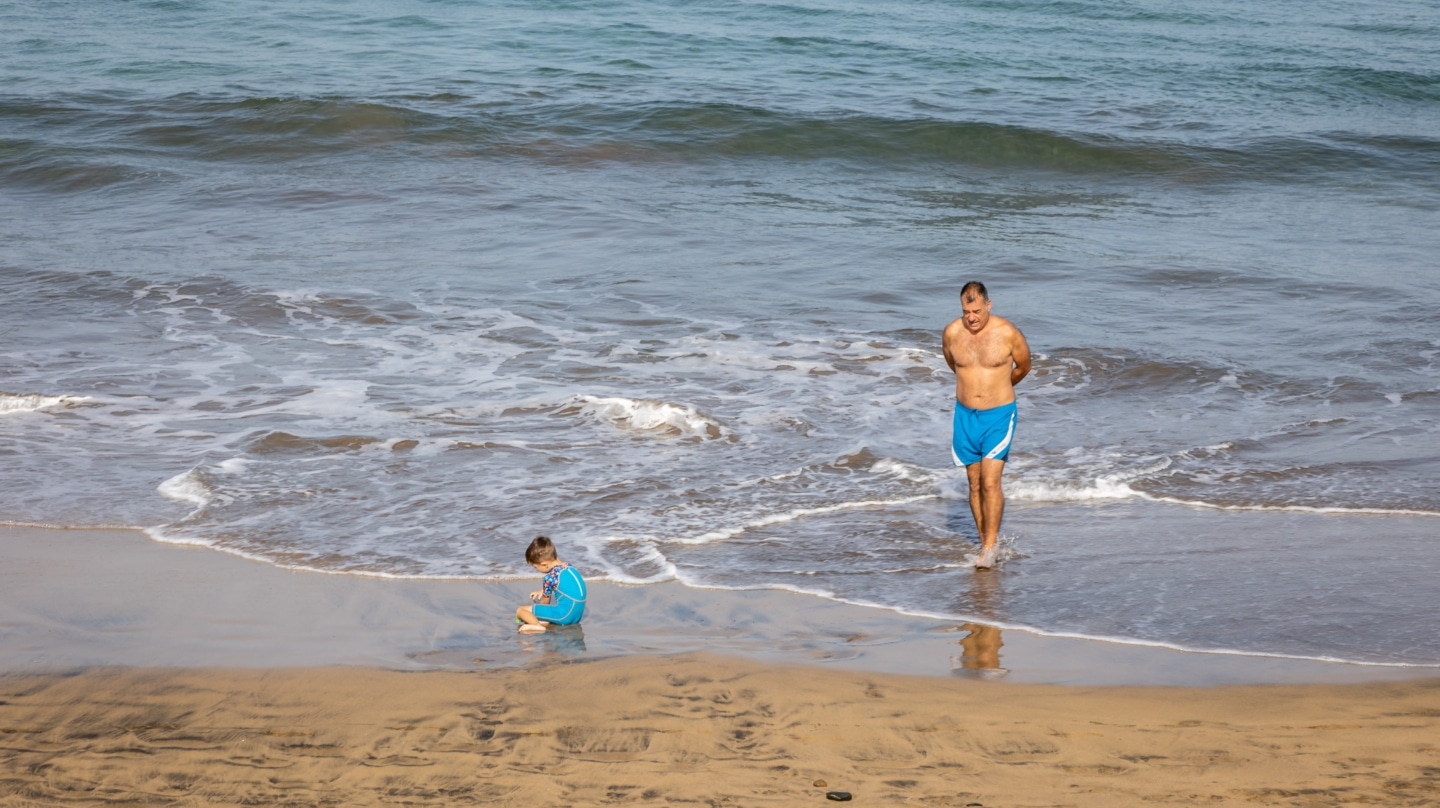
975 545 999 570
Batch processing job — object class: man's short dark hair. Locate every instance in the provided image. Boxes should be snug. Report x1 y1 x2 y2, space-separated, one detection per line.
961 281 989 303
526 535 558 564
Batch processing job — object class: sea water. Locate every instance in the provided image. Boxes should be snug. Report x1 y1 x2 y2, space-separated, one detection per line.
2 0 1437 666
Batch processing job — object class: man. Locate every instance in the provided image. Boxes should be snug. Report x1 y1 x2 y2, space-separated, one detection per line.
942 281 1031 570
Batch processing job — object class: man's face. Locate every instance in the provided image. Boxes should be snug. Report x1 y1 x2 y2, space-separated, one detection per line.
961 294 991 333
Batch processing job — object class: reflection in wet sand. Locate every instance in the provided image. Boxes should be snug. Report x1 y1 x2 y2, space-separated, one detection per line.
517 623 588 657
952 565 1008 678
955 623 1007 679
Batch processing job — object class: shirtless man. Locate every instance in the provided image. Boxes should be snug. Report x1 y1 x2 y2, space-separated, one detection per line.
942 281 1031 570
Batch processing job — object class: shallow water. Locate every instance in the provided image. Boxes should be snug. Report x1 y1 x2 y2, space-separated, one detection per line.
2 0 1438 665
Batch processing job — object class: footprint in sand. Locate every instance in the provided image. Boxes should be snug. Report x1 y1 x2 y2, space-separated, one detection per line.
221 756 294 769
362 755 434 767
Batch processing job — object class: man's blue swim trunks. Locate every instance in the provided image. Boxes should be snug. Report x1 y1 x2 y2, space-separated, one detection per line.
952 400 1017 467
533 563 587 625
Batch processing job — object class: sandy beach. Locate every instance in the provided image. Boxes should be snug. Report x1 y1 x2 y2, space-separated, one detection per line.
3 657 1438 806
2 526 1438 806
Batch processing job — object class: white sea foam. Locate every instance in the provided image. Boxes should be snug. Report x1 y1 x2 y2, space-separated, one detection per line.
2 519 144 530
157 470 212 511
278 378 377 418
651 581 1440 669
666 572 839 604
1007 477 1141 502
959 535 1024 569
674 494 939 545
0 393 91 414
730 467 806 488
579 538 679 584
1134 493 1440 518
1001 454 1172 503
868 457 944 484
144 526 495 581
1010 474 1440 517
570 395 724 439
1005 451 1440 515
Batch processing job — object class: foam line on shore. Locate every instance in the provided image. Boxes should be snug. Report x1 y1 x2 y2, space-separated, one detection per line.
138 523 1440 669
6 524 1438 683
1 519 147 531
1134 491 1440 518
142 526 531 582
1005 473 1440 517
673 494 940 545
669 577 1440 671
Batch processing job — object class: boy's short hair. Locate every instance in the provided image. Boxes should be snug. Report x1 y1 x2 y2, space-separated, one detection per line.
525 535 558 565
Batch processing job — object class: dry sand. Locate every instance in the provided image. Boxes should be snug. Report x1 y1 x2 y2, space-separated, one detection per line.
2 658 1438 807
2 526 1438 806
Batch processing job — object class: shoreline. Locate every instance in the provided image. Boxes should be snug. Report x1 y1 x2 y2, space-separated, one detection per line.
1 524 1432 686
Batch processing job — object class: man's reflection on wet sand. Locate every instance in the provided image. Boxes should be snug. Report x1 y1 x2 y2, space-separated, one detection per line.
952 564 1008 679
955 622 1005 677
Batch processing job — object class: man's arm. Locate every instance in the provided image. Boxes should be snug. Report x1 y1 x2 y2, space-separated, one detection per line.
1010 328 1031 386
941 321 957 373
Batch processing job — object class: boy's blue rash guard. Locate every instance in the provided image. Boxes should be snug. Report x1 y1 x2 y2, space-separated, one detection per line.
533 564 586 625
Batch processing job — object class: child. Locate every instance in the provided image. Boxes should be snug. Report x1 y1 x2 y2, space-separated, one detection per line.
515 535 586 633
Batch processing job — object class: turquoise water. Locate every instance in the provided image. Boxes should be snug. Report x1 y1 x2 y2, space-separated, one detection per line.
2 0 1437 665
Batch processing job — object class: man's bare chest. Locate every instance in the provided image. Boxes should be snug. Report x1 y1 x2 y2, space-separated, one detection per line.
950 334 1011 369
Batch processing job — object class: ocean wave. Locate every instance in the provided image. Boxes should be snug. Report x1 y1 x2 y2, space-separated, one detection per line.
246 431 387 455
1005 466 1440 517
4 93 1438 191
867 457 946 484
575 538 679 585
0 392 92 414
563 395 725 440
672 494 939 545
157 469 213 513
1288 65 1440 104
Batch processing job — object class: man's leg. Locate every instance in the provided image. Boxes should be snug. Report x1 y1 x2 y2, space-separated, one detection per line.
966 458 1007 568
965 461 984 542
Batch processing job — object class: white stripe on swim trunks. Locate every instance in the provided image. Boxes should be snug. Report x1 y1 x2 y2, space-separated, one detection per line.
984 411 1016 460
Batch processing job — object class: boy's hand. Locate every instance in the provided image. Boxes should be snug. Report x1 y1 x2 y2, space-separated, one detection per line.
530 590 544 602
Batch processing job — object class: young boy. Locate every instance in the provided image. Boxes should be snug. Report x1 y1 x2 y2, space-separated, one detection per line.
515 535 586 633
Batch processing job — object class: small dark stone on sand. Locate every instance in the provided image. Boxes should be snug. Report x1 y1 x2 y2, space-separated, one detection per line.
826 792 852 801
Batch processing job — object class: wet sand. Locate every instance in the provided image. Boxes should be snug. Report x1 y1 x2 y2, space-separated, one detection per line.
2 526 1430 685
2 526 1438 806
